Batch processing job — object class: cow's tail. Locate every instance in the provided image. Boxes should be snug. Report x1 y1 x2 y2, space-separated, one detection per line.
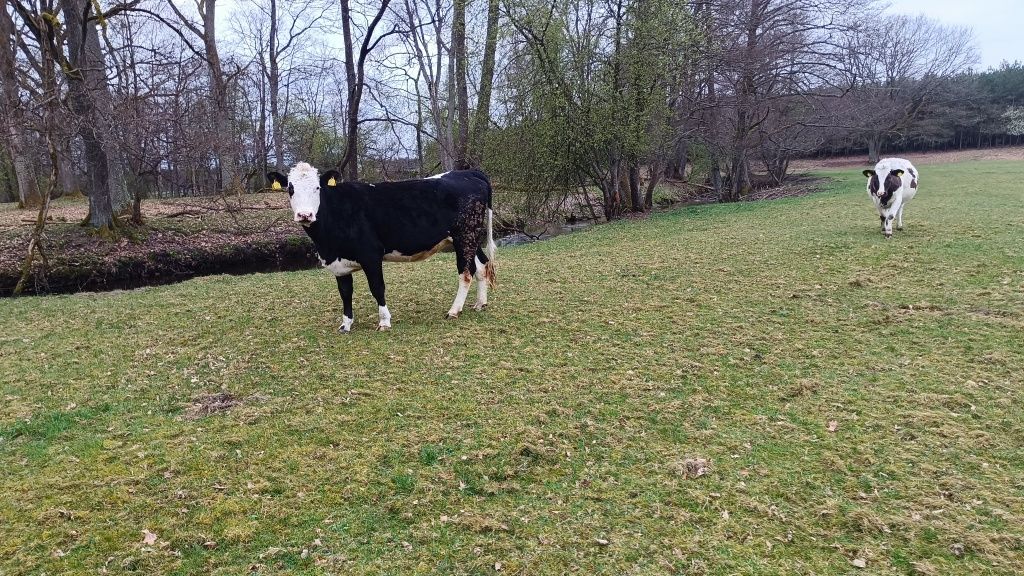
482 173 497 290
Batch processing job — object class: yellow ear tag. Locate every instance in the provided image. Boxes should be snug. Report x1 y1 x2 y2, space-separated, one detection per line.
271 181 282 190
327 177 336 186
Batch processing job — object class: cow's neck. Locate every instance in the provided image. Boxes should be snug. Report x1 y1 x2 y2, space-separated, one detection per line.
303 192 351 245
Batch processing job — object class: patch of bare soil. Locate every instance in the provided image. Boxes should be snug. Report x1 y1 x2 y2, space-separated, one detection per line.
789 146 1024 171
182 392 242 420
0 194 317 296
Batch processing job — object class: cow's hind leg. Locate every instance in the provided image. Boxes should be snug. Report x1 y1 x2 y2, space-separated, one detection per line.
473 248 489 311
446 252 474 319
897 206 905 230
446 200 487 319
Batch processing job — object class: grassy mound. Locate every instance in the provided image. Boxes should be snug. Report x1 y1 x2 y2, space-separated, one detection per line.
1 160 1022 574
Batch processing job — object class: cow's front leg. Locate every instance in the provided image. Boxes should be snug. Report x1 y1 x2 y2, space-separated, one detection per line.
336 274 354 333
363 261 391 330
879 213 893 238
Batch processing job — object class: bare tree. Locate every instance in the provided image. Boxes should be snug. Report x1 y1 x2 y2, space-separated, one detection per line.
339 0 395 181
159 0 243 194
467 0 499 167
16 0 129 229
845 14 976 161
450 0 469 168
0 5 40 208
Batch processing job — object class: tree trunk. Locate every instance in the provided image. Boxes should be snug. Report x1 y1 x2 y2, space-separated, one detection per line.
60 0 124 230
443 34 456 171
644 161 664 209
403 0 452 171
664 140 687 180
269 0 284 170
468 0 500 167
627 163 643 212
340 0 359 180
601 160 624 220
0 8 40 208
867 133 882 163
452 0 470 169
202 1 238 194
58 148 76 198
339 0 391 181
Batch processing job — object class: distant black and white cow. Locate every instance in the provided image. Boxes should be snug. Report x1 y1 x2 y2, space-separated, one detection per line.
862 157 920 238
267 163 497 332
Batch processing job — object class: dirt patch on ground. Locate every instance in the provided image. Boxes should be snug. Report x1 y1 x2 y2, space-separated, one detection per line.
789 146 1024 171
182 392 243 420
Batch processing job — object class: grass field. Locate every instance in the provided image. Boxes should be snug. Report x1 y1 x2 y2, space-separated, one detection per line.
2 160 1022 575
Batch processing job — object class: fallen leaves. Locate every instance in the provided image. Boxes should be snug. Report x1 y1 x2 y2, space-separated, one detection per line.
141 530 158 546
827 420 839 433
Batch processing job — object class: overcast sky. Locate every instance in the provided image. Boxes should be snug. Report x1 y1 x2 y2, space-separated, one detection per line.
884 0 1022 69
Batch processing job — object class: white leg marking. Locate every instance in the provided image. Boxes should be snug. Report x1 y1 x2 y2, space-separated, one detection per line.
473 256 488 311
897 206 904 230
447 272 472 318
339 315 354 333
378 305 392 330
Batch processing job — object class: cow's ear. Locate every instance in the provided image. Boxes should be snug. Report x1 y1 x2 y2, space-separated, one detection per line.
321 170 341 188
891 169 905 177
267 171 288 190
862 169 875 178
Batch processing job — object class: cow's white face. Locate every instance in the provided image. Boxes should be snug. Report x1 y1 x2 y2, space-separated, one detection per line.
287 162 321 225
267 162 340 227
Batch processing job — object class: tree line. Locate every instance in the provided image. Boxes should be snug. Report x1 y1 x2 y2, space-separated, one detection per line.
0 0 1017 231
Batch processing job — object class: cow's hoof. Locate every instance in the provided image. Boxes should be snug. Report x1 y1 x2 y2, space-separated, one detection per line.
376 324 391 331
446 312 459 320
897 225 904 230
473 303 488 312
884 234 892 239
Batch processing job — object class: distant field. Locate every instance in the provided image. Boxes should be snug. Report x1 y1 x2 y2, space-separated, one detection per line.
789 145 1024 171
2 160 1022 575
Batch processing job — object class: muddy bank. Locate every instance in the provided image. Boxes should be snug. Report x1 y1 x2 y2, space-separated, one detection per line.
1 224 319 297
2 176 829 297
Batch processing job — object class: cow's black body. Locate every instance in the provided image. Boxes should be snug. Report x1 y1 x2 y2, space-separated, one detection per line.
307 170 491 268
267 167 495 331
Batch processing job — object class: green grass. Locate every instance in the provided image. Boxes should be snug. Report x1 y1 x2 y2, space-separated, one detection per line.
2 160 1023 575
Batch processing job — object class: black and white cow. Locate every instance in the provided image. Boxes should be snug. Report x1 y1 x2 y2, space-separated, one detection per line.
862 157 920 238
267 163 497 332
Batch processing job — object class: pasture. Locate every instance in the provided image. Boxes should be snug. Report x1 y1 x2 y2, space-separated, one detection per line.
1 160 1022 575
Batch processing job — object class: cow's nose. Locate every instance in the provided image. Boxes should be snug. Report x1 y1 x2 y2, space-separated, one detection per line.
296 212 314 222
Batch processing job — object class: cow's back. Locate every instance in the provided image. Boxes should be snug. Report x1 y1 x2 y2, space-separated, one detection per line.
363 172 489 257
